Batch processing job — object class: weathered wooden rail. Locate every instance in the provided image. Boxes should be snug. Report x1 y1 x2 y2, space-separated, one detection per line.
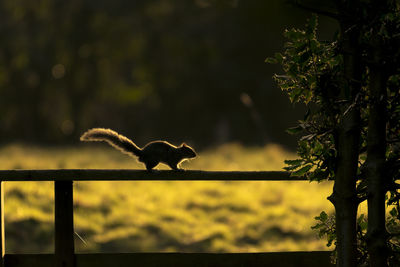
0 170 333 267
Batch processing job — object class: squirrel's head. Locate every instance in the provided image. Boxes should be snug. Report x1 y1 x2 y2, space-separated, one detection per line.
180 143 197 158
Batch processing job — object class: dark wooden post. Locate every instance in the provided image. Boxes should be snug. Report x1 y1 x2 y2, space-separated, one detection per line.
55 180 75 267
0 181 4 267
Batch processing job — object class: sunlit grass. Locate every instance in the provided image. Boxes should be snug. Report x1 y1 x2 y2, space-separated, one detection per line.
0 143 340 253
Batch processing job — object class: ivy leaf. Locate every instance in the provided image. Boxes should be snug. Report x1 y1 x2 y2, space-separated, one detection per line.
291 164 312 176
318 211 328 222
283 159 304 171
300 133 317 141
326 232 336 247
309 169 329 182
311 223 323 230
284 159 304 165
306 15 318 34
286 125 303 135
265 57 277 64
389 207 398 217
357 214 364 224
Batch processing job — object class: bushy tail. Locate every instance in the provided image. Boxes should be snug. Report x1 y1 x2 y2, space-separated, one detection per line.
80 128 142 157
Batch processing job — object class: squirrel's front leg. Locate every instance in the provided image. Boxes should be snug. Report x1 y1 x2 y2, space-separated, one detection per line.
168 162 183 171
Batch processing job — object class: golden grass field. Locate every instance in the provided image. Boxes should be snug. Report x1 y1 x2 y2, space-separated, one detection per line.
0 143 346 254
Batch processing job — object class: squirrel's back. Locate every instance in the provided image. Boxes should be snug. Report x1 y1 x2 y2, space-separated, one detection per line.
139 140 196 170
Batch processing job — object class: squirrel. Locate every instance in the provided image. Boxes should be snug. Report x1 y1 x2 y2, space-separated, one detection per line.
80 128 197 171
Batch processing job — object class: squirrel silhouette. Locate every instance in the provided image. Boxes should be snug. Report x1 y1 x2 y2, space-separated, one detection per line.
80 128 196 171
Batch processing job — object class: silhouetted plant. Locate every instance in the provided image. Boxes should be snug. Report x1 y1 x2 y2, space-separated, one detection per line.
268 2 400 265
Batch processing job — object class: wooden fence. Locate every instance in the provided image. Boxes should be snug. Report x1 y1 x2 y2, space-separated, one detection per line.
0 170 334 267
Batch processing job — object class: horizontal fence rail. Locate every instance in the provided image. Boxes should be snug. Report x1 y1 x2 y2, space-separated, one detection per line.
0 169 333 267
4 252 334 267
0 169 306 181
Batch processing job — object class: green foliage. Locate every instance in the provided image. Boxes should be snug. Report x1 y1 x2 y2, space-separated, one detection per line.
271 15 341 106
311 209 400 266
267 19 345 262
311 212 371 265
267 15 339 182
387 206 400 266
311 211 336 247
269 2 400 264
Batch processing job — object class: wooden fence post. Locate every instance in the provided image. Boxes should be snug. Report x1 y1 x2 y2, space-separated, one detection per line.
0 181 4 267
55 180 75 267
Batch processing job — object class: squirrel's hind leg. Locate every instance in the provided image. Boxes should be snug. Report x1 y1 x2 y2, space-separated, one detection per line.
145 161 158 171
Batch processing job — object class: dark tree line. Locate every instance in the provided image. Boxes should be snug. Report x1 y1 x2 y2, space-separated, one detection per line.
0 0 336 148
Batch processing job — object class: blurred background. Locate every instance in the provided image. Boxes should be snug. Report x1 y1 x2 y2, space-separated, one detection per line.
0 0 343 254
0 0 337 149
